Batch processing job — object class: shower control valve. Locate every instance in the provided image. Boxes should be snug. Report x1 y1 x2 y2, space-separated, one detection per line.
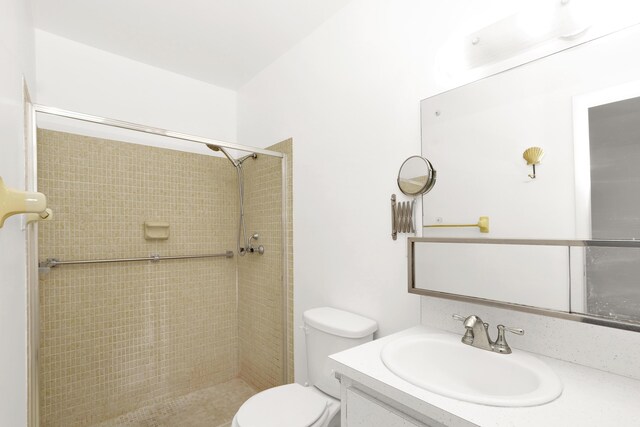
247 232 265 255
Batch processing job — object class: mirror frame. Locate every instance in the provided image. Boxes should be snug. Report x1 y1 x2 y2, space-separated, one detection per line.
408 237 640 332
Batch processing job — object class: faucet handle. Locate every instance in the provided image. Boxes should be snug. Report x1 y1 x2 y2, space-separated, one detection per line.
499 325 524 335
493 324 524 354
452 314 466 322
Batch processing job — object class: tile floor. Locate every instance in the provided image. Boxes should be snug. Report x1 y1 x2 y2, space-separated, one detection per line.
92 378 256 427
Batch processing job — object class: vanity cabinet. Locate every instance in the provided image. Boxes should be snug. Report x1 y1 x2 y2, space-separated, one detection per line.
339 376 455 427
344 387 425 427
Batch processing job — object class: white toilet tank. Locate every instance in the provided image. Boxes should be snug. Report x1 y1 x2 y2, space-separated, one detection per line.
303 307 377 398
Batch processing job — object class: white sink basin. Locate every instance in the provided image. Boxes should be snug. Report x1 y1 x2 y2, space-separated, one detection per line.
381 333 562 407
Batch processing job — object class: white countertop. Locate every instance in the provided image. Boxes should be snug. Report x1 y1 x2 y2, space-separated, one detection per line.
329 325 640 427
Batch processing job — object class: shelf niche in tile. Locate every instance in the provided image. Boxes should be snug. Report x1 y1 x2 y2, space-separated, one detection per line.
144 221 170 240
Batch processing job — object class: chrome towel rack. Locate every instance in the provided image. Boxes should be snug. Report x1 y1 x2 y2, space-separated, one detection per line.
39 251 234 270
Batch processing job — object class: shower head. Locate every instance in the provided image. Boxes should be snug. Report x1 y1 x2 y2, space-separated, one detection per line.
206 144 239 167
206 144 257 167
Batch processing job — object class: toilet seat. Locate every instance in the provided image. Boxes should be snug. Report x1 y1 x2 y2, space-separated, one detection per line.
234 383 330 427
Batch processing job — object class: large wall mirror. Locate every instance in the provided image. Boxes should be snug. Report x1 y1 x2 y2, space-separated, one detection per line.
415 23 640 330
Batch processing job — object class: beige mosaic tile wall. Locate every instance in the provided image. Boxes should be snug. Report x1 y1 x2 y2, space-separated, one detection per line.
237 139 293 390
37 130 239 427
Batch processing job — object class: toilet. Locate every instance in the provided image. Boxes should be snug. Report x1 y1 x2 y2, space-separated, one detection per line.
232 307 378 427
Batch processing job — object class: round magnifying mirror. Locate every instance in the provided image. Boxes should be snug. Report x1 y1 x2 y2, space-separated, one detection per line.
397 156 437 196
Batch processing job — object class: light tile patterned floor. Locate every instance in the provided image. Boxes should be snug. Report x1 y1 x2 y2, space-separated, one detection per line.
92 378 256 427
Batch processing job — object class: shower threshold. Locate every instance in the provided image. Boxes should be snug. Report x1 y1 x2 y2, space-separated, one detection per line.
91 378 256 427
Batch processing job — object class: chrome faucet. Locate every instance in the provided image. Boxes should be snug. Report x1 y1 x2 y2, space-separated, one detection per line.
246 232 265 255
452 314 524 354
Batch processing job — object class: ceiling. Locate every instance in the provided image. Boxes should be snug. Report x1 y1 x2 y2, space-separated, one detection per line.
32 0 352 89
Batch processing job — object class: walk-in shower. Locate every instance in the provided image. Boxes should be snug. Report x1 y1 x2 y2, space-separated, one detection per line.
27 105 291 427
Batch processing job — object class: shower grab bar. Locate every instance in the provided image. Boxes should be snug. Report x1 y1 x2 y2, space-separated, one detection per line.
39 251 234 269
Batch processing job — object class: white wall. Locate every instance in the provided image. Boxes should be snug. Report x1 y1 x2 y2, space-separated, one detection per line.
237 0 494 383
0 0 35 425
35 30 237 142
238 0 640 384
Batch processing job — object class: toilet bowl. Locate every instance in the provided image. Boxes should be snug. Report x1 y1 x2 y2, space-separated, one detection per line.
231 307 377 427
231 383 340 427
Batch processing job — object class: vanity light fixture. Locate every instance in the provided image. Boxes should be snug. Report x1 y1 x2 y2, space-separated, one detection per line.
461 0 593 70
523 147 545 179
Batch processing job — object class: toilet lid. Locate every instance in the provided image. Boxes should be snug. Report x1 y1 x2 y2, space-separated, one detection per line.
236 383 328 427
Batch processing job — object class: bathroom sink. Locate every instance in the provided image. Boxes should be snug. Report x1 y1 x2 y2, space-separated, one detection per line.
380 333 562 407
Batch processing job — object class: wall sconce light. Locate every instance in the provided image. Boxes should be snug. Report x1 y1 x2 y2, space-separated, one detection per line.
0 177 50 228
523 147 545 179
